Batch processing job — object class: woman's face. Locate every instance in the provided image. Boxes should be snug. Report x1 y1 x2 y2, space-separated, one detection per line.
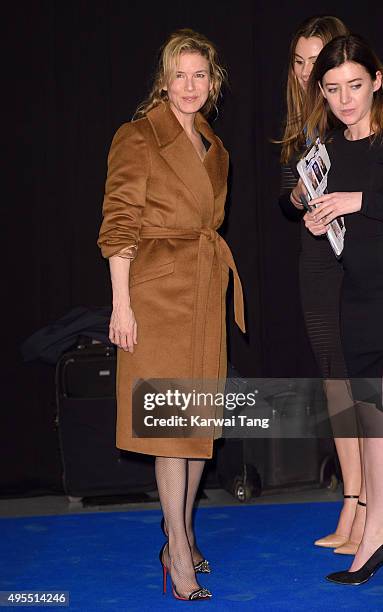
164 52 212 120
320 61 382 131
293 36 323 91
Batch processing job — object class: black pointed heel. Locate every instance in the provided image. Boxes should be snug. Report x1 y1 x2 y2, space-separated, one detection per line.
326 544 383 585
160 517 212 574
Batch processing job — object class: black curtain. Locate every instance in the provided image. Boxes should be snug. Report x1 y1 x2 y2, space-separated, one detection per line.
3 1 383 493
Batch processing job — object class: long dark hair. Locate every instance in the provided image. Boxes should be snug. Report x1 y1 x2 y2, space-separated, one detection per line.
280 15 349 162
306 34 383 142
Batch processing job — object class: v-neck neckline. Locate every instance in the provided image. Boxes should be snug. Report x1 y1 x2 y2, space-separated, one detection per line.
187 132 211 164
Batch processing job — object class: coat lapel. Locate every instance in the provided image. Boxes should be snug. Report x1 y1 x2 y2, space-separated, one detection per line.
195 113 228 200
147 103 227 224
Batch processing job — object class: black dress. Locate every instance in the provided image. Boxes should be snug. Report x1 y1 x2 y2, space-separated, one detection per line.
326 129 383 404
279 164 348 379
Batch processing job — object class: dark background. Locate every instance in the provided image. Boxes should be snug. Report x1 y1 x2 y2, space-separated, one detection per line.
3 1 383 494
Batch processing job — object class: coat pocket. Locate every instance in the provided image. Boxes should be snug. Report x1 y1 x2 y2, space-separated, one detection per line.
130 261 175 287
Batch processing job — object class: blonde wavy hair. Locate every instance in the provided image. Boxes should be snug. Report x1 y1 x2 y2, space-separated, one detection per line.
135 29 227 118
279 15 349 163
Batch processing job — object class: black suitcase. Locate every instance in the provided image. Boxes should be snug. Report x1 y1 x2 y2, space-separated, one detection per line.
217 369 338 502
56 343 155 499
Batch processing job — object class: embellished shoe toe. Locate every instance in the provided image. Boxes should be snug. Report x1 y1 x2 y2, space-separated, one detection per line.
194 559 211 574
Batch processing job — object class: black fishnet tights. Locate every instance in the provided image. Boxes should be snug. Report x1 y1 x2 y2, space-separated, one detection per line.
185 459 206 564
155 456 206 597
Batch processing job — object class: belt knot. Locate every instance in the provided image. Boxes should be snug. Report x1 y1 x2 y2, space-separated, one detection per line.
200 228 218 242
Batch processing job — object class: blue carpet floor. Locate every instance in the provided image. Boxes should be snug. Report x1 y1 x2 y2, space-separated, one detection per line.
1 502 382 611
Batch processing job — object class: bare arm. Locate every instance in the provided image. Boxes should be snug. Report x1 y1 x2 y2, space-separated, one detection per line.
108 256 137 353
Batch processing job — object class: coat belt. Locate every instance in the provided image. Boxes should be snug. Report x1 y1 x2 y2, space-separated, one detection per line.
139 226 245 334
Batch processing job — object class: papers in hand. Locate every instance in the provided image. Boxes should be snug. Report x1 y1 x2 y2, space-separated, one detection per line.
296 138 345 257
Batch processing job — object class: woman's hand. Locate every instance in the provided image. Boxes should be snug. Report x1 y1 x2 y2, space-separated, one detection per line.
303 209 329 235
109 304 137 353
309 192 363 224
290 178 307 209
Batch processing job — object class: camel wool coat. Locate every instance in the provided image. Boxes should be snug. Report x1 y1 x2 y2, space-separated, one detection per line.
98 102 245 459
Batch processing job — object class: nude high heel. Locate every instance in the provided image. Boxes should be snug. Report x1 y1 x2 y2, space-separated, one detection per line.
314 495 359 548
334 500 366 555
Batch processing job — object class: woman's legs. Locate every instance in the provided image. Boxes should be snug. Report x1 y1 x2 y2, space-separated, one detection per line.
185 459 206 564
349 402 383 571
347 437 366 539
334 436 366 553
160 458 208 565
316 380 363 544
333 437 362 537
155 457 201 596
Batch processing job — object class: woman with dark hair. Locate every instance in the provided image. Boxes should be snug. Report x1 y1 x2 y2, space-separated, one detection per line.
304 33 383 584
279 15 365 555
97 29 245 600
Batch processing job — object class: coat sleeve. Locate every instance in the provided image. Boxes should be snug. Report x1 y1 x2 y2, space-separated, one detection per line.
97 122 149 258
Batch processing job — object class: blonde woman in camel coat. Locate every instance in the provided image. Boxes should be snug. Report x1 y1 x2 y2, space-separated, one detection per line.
98 29 245 601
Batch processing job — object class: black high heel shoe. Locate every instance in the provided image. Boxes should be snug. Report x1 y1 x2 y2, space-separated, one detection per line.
326 544 383 585
159 542 212 601
161 517 211 574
